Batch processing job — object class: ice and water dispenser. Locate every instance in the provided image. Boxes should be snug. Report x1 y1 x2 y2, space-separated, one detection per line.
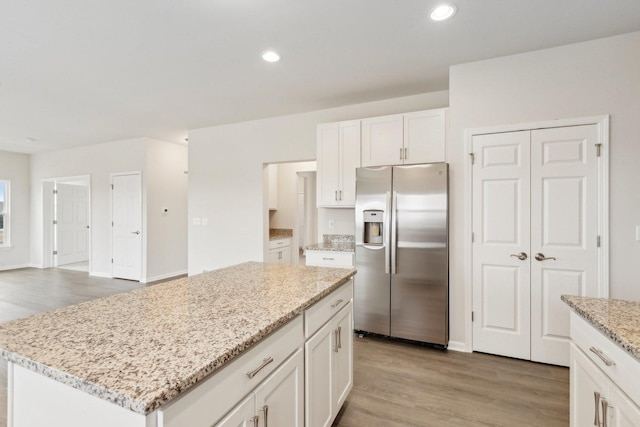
363 210 384 245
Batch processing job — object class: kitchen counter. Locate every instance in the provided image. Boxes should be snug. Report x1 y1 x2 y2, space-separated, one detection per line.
268 228 292 240
561 295 640 362
0 262 356 415
306 241 355 252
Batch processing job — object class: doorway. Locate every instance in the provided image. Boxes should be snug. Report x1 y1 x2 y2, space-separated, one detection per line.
297 171 318 264
42 176 92 273
466 116 609 367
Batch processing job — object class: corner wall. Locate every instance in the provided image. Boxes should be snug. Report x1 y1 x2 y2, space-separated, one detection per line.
0 151 30 269
448 31 640 346
188 91 449 275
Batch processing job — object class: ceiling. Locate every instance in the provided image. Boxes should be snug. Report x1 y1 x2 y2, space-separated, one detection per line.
2 1 640 153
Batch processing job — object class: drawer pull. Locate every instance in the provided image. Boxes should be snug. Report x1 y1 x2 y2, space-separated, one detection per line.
322 257 335 261
251 416 259 427
589 347 616 366
260 405 269 427
337 326 342 349
334 329 339 353
601 398 609 427
594 391 601 426
246 357 274 379
331 299 344 308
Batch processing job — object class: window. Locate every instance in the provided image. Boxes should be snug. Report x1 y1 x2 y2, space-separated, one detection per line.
0 180 9 247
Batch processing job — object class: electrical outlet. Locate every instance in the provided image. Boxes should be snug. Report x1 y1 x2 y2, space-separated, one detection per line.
328 220 335 230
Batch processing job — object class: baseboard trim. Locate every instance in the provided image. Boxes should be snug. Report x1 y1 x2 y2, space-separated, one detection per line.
143 270 188 284
89 271 112 278
447 341 469 352
0 263 31 271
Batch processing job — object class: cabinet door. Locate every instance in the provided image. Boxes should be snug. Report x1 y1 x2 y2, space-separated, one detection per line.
403 109 446 164
317 123 341 207
361 114 403 167
333 302 353 411
570 344 609 427
305 319 335 427
280 246 291 264
609 386 640 427
214 394 256 427
267 249 280 264
338 121 360 206
255 349 304 427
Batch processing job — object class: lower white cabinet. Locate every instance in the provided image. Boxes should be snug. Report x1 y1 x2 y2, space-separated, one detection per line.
305 250 354 268
569 312 640 427
268 238 291 264
305 301 353 427
216 348 304 427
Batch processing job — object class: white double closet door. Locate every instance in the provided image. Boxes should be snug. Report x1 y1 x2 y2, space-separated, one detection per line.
472 124 601 366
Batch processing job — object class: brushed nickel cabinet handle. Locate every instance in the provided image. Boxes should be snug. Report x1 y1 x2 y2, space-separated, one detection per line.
338 326 342 349
339 190 342 201
246 357 274 379
335 190 338 201
251 416 259 427
260 405 269 427
601 398 609 427
400 147 403 160
334 329 339 352
322 257 335 261
404 147 407 160
331 299 344 308
594 391 601 426
590 347 616 366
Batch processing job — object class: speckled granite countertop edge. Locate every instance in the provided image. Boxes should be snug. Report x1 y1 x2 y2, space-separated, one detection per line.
561 295 640 362
305 242 355 253
0 264 356 415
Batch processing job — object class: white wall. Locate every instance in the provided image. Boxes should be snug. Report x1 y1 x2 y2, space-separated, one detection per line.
0 151 30 269
188 91 449 275
145 138 188 281
30 138 147 275
448 31 640 346
269 161 316 263
317 208 356 242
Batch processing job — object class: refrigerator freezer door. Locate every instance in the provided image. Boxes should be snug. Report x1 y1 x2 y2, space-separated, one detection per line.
355 166 392 335
391 164 449 344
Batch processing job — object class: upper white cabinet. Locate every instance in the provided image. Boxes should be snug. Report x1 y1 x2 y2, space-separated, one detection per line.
317 121 360 207
361 108 447 167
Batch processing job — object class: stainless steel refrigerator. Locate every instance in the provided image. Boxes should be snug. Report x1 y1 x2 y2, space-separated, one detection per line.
354 163 449 346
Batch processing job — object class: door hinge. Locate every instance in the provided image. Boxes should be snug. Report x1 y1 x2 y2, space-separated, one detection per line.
53 189 58 195
472 311 475 322
597 235 601 248
53 250 58 255
53 220 57 225
595 143 602 157
469 153 475 164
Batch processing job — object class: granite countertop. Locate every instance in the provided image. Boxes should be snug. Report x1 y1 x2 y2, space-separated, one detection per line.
562 295 640 362
305 241 355 253
0 262 356 415
269 228 293 240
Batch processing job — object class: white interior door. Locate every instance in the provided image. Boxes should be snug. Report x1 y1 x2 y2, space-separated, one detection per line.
55 183 90 266
472 131 531 360
530 125 599 365
472 124 602 366
112 174 142 281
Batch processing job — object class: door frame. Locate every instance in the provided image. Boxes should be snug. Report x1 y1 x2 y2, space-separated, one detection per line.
42 175 92 271
110 171 144 281
463 115 609 353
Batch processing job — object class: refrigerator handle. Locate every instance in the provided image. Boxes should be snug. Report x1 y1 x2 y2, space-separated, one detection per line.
385 191 391 274
391 190 397 275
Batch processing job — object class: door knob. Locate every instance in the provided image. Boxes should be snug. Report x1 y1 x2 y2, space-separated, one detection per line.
534 253 556 261
510 252 528 261
131 231 140 235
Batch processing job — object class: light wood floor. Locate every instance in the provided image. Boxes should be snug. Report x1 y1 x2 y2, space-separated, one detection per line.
0 268 569 427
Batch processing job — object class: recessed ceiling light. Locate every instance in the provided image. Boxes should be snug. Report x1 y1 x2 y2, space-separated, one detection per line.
262 51 281 63
430 4 457 21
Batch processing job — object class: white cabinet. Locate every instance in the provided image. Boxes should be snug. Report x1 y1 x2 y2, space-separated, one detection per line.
305 250 354 268
305 300 353 427
361 108 446 167
317 121 360 207
268 238 291 264
268 164 278 210
216 349 304 427
569 312 640 427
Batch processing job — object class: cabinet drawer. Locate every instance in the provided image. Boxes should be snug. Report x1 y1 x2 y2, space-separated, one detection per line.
269 238 291 249
305 280 353 338
306 251 353 268
570 312 640 406
159 316 303 427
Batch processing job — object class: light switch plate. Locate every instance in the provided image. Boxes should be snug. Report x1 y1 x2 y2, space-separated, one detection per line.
202 217 208 226
193 217 201 226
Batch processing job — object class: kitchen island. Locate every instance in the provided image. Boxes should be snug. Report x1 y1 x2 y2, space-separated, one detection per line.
562 295 640 426
0 262 356 427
